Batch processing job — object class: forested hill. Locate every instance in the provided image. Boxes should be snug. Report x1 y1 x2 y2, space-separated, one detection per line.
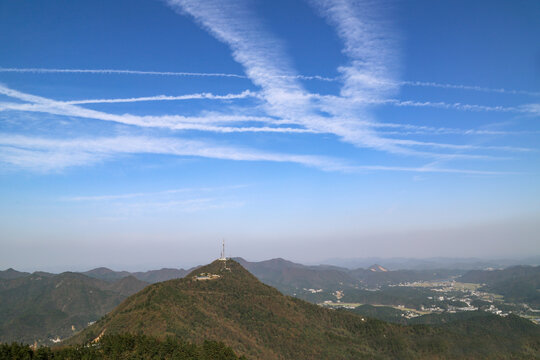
0 268 29 280
1 333 245 360
68 259 540 360
0 272 148 344
459 265 540 306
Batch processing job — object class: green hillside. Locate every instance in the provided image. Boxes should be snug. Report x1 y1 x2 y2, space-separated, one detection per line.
68 260 540 359
0 268 30 280
1 333 245 360
348 304 408 324
0 272 148 345
235 257 358 293
459 266 540 306
348 305 515 326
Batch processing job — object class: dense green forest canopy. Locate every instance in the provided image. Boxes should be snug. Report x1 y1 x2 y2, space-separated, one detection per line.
459 266 540 306
0 334 245 360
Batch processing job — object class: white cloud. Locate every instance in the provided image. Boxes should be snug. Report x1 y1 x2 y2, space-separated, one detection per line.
0 82 530 162
0 0 534 164
63 184 247 201
0 133 510 175
0 67 335 82
65 90 259 104
0 67 247 79
399 80 540 97
165 0 415 156
2 67 538 97
0 133 345 172
387 138 532 153
60 88 536 115
310 0 399 100
0 84 316 134
124 197 245 213
521 103 540 115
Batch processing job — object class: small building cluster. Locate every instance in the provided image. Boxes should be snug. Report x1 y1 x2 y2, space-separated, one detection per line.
193 272 221 281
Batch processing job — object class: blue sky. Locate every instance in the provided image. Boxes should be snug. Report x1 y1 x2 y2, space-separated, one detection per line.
0 0 539 271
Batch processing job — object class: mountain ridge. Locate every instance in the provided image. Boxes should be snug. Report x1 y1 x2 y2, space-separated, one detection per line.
0 268 30 280
67 259 540 359
0 271 148 344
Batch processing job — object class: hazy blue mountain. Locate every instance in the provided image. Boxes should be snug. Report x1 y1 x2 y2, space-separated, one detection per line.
131 268 189 283
234 257 359 293
82 267 132 282
322 256 540 271
0 268 29 280
81 267 189 284
236 257 461 295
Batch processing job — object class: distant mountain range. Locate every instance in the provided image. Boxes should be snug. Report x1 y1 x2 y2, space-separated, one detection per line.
4 258 461 295
0 258 470 345
81 267 190 283
2 259 539 348
67 259 540 359
235 257 463 293
0 271 148 344
321 256 540 270
0 266 192 284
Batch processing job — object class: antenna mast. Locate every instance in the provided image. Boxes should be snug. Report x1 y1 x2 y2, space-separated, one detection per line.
219 238 226 261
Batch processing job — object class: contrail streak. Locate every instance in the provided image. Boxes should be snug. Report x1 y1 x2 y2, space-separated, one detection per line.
65 90 259 104
2 67 537 96
0 67 335 81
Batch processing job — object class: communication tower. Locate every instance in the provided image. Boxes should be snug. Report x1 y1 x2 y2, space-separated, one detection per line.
219 238 226 261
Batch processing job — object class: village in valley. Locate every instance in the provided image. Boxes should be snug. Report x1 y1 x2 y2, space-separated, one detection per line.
312 279 540 324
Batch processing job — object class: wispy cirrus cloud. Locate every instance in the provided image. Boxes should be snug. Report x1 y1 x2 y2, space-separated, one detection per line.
59 89 536 115
121 197 245 213
65 90 259 104
0 67 248 79
62 185 248 213
371 98 528 113
309 0 399 100
0 84 317 134
165 0 414 155
388 139 532 152
0 0 534 169
0 84 529 160
2 83 535 119
307 0 539 117
63 184 247 202
0 67 335 82
399 80 540 97
521 103 540 116
1 79 534 162
0 133 508 175
0 133 345 172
